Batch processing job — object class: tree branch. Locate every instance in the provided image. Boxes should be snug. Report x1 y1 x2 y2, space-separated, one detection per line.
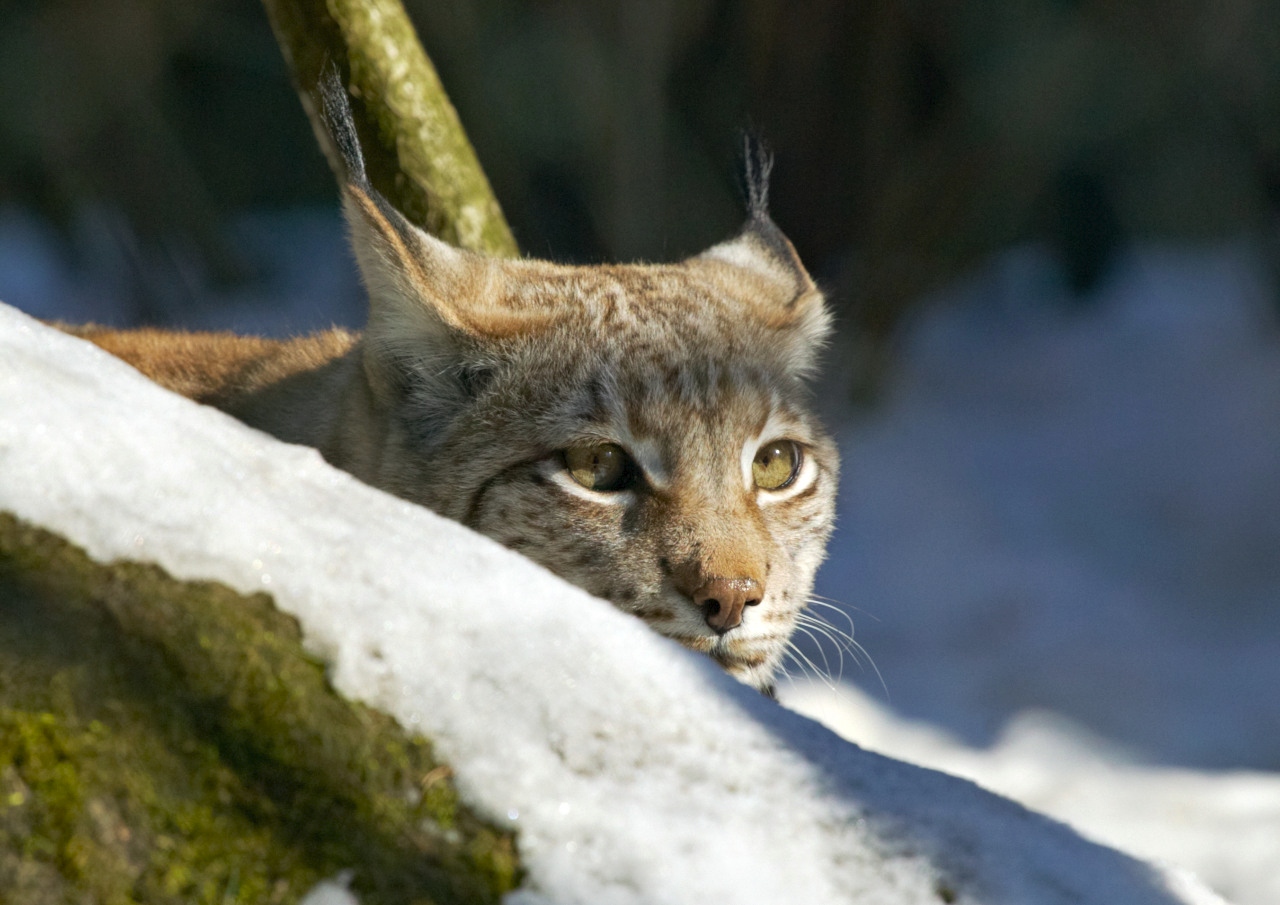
261 0 519 257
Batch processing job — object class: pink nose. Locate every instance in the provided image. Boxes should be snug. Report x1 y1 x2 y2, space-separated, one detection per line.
694 578 763 634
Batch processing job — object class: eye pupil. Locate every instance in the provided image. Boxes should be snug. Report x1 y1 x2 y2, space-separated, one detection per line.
565 443 633 491
753 439 801 490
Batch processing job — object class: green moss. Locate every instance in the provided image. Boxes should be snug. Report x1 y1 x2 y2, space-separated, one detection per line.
0 512 519 904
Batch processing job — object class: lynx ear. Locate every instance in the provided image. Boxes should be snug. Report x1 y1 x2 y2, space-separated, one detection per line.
318 71 494 425
694 143 831 375
321 69 535 422
342 181 563 455
343 185 495 369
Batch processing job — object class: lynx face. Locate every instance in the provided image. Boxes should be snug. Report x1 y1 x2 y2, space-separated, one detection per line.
463 341 839 691
342 180 838 691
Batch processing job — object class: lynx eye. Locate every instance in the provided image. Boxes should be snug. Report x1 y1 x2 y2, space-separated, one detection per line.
753 439 801 491
564 443 635 492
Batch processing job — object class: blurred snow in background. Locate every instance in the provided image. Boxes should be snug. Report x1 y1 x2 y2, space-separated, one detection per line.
0 205 362 335
804 239 1280 769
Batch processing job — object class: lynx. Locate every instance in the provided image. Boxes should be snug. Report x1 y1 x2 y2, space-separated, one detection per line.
69 83 838 693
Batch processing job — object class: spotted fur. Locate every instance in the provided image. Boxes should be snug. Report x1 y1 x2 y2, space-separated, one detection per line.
68 84 838 692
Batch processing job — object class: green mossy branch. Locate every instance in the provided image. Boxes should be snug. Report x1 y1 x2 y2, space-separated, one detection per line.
261 0 519 257
0 511 519 905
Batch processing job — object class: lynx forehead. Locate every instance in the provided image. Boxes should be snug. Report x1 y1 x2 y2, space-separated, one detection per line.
70 80 839 694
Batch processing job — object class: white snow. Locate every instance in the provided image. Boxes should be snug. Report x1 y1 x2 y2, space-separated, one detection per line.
788 241 1280 905
0 297 1223 903
785 681 1280 905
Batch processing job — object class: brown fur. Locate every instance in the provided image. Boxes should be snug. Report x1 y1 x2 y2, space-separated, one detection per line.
65 326 373 460
64 326 354 405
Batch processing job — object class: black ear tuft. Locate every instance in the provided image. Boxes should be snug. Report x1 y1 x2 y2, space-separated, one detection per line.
318 65 371 190
739 131 775 222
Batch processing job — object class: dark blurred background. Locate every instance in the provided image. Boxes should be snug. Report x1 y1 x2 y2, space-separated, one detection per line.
1 0 1279 371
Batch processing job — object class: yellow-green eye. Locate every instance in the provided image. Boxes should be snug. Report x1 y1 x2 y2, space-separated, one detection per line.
753 439 801 490
564 443 635 492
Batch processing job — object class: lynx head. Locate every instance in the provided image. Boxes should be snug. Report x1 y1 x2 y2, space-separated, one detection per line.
324 79 837 691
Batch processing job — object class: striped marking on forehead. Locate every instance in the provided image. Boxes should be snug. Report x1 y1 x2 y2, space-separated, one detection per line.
502 266 710 332
621 363 788 488
614 358 782 439
556 363 747 465
644 358 779 410
554 352 809 486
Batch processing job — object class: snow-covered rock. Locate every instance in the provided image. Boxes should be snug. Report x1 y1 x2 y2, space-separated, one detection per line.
0 302 1223 904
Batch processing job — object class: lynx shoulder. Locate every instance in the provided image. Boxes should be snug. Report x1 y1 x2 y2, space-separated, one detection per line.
70 88 838 693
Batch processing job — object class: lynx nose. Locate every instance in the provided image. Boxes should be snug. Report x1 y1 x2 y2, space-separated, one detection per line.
695 578 763 634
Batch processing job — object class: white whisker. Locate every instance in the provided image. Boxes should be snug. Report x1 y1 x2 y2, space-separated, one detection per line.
781 635 836 690
779 642 814 682
809 593 882 623
792 622 839 682
805 598 862 636
794 616 849 679
781 596 890 700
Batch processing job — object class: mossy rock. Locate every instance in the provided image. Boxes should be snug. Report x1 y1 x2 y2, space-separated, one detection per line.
0 511 519 905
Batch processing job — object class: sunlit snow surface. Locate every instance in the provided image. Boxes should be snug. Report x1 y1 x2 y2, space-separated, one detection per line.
0 300 1222 903
789 242 1280 905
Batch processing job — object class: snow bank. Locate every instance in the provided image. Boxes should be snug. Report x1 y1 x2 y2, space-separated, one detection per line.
0 302 1221 905
786 681 1280 905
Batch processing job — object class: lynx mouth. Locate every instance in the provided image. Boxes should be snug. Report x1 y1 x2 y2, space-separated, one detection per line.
710 645 771 672
666 630 773 670
636 613 785 691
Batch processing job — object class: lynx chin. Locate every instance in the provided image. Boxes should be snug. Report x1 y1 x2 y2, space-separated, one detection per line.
67 80 838 694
